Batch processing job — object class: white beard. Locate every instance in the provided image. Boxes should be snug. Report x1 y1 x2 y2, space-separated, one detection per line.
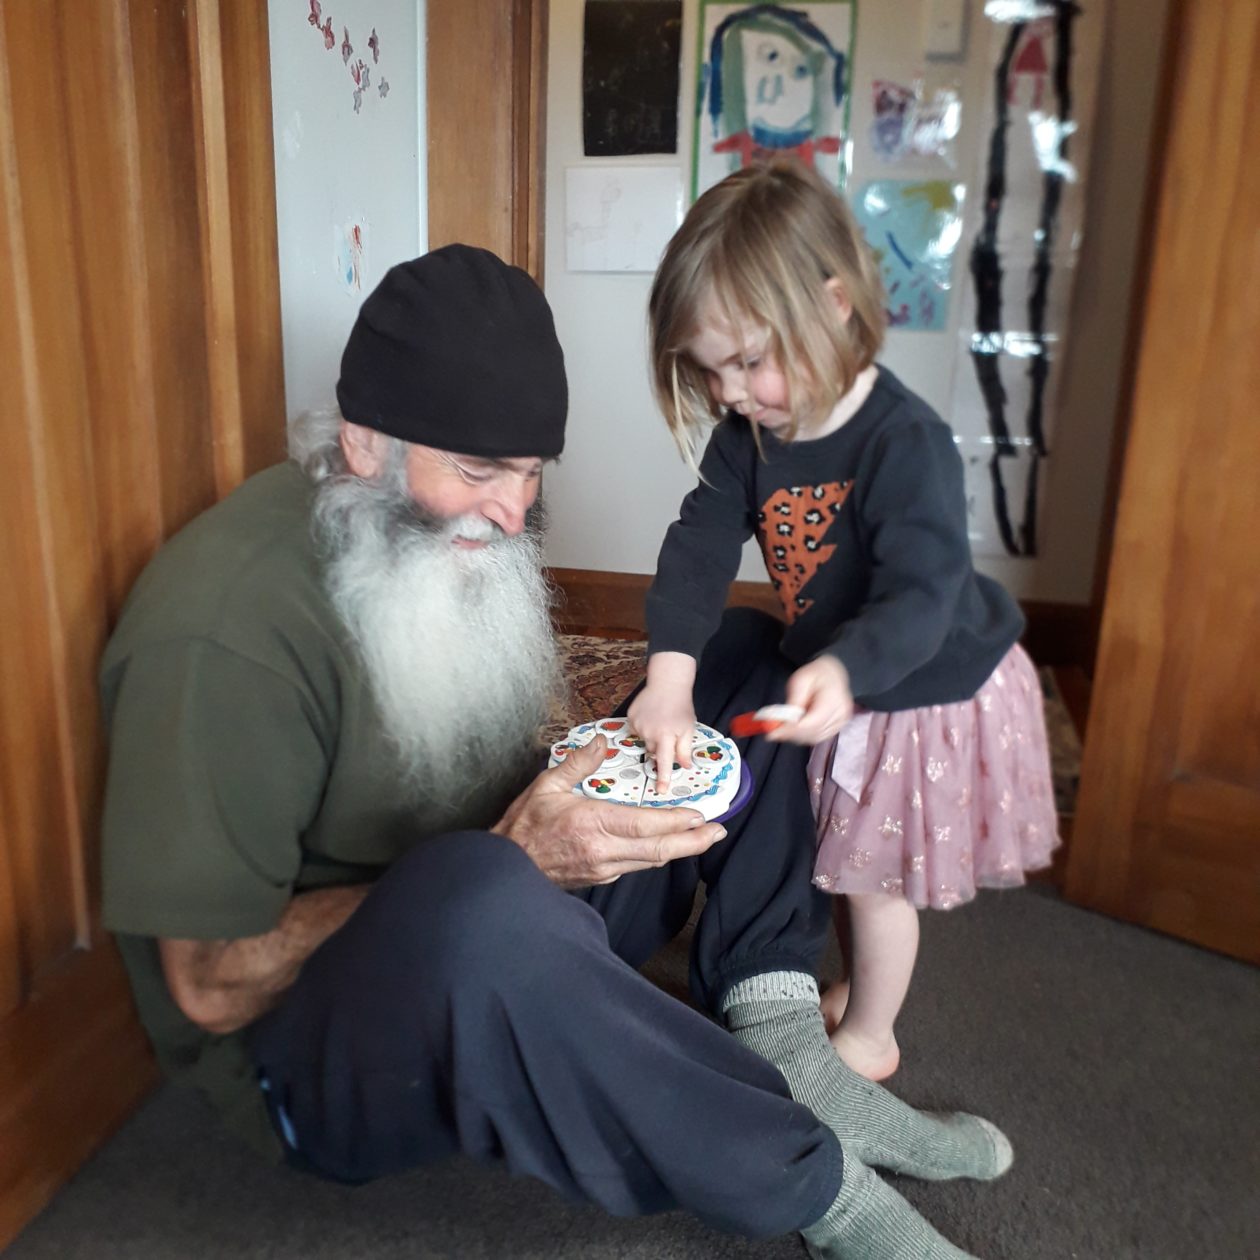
313 474 561 821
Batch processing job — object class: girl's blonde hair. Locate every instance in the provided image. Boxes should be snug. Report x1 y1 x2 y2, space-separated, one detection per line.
649 156 886 466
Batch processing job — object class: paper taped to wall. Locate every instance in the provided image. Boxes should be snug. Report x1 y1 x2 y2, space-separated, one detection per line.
564 165 684 273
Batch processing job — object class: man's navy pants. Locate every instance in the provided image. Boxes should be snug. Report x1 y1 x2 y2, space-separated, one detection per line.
248 609 843 1237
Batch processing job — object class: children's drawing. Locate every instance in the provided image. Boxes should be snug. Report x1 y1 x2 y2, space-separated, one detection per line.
1007 22 1049 109
692 1 854 199
951 0 1101 558
334 219 368 295
870 78 962 165
853 180 962 333
565 165 684 273
954 434 1038 559
871 80 915 159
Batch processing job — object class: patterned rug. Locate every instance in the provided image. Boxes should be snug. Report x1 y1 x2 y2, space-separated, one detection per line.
551 634 1083 816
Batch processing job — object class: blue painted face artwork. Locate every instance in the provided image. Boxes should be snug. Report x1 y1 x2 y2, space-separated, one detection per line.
697 3 851 185
743 31 815 138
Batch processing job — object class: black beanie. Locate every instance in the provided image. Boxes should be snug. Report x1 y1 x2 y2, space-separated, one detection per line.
335 245 567 459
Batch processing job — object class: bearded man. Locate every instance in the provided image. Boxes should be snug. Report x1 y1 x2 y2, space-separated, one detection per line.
99 246 1012 1260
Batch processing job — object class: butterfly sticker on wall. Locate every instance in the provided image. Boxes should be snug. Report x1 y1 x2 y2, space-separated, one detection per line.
304 4 391 115
309 2 334 50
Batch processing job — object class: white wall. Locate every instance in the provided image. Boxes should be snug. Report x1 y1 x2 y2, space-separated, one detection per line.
268 0 426 422
542 0 1170 603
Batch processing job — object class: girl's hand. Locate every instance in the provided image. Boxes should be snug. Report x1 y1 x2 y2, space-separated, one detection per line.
770 656 854 746
628 652 699 795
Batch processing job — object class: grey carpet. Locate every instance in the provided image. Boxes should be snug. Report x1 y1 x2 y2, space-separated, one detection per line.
10 886 1258 1259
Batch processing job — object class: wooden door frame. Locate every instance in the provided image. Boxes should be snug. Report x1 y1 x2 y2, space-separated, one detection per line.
426 0 549 280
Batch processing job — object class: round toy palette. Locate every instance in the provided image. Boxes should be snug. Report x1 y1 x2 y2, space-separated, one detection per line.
548 718 749 822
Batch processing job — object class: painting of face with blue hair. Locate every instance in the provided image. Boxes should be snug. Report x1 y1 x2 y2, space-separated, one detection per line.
693 1 854 197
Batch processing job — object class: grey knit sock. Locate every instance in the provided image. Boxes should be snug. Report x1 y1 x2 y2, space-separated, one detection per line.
722 972 1013 1182
801 1147 979 1260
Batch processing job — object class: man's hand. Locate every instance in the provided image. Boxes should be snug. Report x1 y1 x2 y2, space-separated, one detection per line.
628 651 699 795
493 737 726 886
768 655 854 746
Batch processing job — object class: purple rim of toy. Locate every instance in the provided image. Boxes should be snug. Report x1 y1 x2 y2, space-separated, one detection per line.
715 763 754 824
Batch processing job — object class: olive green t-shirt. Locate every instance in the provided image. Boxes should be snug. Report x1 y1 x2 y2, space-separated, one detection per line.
99 461 496 1157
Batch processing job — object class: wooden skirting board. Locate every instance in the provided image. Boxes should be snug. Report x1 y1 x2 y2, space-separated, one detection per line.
546 568 1096 671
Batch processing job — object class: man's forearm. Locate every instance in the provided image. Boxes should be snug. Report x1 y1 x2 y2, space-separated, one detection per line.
160 884 370 1035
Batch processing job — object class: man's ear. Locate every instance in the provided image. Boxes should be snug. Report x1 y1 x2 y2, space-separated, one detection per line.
825 277 853 324
339 420 388 479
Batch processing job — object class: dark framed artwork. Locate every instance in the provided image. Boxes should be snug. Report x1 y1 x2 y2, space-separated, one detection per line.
583 0 683 156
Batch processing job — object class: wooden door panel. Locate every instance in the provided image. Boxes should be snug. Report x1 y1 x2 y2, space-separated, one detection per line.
1164 781 1260 842
0 812 23 1021
1065 0 1260 963
59 0 168 618
1139 850 1258 963
127 0 219 551
0 947 153 1250
3 1 108 955
0 0 285 1247
0 39 87 973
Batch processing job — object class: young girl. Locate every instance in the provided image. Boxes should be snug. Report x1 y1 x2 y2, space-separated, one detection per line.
629 156 1059 1083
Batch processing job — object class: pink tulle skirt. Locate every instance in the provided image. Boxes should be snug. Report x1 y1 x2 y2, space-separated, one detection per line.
808 644 1060 910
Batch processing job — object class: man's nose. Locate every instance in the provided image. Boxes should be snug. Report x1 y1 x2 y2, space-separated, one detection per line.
482 477 536 537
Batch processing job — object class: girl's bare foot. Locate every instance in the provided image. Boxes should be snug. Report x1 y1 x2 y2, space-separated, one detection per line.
819 979 850 1034
830 1026 900 1082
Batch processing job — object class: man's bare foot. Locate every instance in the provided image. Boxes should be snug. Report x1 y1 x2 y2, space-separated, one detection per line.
819 979 850 1034
830 1027 900 1082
